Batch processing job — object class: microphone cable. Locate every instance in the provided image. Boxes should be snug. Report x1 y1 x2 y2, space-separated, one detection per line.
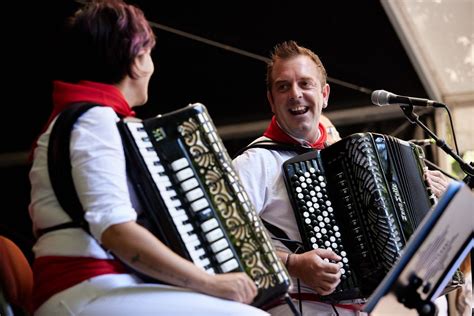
439 104 460 155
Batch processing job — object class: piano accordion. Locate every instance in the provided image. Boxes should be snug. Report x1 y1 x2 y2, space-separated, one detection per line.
282 132 436 301
118 103 290 307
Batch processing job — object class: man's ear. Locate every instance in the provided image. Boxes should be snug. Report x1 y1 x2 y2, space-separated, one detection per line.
267 90 275 113
322 83 330 108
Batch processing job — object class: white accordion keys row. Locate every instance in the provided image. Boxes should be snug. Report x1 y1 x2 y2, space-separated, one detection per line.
125 122 239 274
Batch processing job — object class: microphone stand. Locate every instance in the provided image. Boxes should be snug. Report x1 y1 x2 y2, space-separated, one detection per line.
399 104 474 189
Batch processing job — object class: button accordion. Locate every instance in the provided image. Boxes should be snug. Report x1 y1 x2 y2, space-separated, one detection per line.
282 132 436 301
118 103 290 307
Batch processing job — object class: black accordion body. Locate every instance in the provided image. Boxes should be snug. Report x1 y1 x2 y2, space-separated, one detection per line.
118 103 290 307
282 132 436 301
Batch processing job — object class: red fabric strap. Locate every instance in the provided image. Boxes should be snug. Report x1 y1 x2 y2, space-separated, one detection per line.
263 116 327 149
32 256 127 311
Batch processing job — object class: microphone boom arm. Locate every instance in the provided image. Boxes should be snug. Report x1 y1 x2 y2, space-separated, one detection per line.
399 105 474 187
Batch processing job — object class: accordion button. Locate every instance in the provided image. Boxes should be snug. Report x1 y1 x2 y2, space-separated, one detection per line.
201 218 219 232
220 259 239 273
191 198 209 212
171 157 189 171
206 228 224 243
210 238 229 253
176 168 194 182
186 187 204 202
181 178 199 191
216 249 234 263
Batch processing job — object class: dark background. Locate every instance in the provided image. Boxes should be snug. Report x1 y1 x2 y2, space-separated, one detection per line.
2 1 432 259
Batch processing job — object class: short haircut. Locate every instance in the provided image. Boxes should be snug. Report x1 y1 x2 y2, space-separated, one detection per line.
266 40 327 91
58 0 156 83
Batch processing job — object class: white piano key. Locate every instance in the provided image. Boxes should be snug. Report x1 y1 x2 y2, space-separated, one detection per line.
161 189 177 199
181 232 198 243
199 258 211 269
201 218 218 233
181 178 199 192
210 238 229 253
205 228 224 243
168 207 186 218
139 147 157 158
177 223 194 235
190 198 209 212
143 156 160 165
170 157 189 171
215 249 234 263
176 168 194 182
191 247 206 260
172 214 189 227
186 238 201 251
185 187 204 202
148 164 165 174
220 259 239 272
153 176 172 186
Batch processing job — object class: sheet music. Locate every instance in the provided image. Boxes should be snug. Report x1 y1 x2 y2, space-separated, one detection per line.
364 181 474 315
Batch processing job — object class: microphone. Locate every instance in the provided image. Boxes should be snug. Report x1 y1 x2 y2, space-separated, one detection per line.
371 90 444 108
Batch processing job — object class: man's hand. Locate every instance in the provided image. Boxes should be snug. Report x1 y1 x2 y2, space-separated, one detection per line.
286 248 342 295
425 169 451 198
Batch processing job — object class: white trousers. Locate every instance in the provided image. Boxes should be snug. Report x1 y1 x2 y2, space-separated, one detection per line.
34 274 269 316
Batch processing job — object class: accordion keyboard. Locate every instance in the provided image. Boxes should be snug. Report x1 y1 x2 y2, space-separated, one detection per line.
283 153 358 300
118 103 291 307
125 121 239 274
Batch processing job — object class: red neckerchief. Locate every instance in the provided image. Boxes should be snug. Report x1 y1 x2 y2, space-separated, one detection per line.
46 80 135 129
30 81 135 160
263 116 327 149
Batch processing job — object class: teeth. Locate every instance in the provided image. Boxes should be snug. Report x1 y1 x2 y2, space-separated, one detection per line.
290 106 306 111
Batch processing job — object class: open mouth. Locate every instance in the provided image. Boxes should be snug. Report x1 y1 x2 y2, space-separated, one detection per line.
288 106 309 115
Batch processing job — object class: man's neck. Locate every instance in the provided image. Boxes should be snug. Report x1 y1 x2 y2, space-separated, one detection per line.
277 121 320 146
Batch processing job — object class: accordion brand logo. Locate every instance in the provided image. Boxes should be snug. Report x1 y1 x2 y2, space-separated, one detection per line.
152 127 166 142
391 182 407 222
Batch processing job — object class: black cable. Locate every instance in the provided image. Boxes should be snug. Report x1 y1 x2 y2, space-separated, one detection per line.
440 104 460 155
284 294 301 316
297 278 303 315
331 304 340 316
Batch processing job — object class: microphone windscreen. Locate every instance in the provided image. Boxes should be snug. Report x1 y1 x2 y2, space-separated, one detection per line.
371 90 390 106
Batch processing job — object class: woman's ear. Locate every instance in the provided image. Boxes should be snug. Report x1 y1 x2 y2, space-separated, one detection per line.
131 49 153 78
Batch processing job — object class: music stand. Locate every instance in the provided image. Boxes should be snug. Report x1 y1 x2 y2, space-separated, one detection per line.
363 181 474 316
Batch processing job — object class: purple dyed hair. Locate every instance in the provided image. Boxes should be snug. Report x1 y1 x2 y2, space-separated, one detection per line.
59 0 156 83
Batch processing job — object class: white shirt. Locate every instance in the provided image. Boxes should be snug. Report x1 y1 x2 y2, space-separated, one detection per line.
233 137 312 291
29 106 137 259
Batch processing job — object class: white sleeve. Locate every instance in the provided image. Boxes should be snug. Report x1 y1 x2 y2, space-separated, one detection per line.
233 149 270 215
70 107 137 241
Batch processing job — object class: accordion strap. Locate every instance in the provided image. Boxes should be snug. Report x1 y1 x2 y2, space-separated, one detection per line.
261 219 304 254
233 139 314 158
37 103 101 237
